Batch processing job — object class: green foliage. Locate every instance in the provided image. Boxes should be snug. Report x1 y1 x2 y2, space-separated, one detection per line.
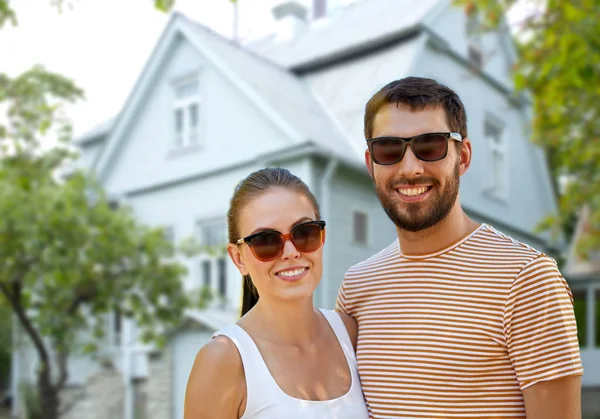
19 381 42 419
197 285 214 309
0 4 197 413
0 153 193 351
454 0 600 257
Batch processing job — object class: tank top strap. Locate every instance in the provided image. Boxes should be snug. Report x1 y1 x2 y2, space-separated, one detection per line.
212 324 282 417
318 309 357 364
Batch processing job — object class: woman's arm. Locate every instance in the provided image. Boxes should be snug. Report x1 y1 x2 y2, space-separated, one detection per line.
184 336 246 419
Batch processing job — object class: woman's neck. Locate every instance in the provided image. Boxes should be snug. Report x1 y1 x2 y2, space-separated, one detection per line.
244 298 322 346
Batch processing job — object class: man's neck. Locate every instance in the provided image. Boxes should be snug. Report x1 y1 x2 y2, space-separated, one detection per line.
396 203 480 256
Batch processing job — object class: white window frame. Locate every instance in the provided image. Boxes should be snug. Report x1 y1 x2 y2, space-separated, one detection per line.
172 74 201 149
484 117 508 199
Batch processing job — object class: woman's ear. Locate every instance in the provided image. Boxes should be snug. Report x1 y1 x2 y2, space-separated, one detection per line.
227 243 248 276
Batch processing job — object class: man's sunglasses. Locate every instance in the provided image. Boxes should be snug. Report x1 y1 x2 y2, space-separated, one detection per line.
236 220 326 262
367 132 463 165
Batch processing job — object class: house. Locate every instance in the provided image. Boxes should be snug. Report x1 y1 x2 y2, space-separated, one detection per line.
11 0 568 418
563 206 600 417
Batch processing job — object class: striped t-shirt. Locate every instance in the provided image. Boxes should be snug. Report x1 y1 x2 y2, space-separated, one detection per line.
336 224 583 418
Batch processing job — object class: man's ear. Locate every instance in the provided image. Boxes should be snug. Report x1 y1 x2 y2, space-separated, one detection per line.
365 149 374 179
458 137 472 176
227 243 248 276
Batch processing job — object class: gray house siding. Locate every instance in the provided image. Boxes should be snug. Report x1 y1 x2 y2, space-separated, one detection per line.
313 162 397 308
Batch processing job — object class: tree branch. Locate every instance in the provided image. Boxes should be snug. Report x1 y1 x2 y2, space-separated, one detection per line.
1 277 52 378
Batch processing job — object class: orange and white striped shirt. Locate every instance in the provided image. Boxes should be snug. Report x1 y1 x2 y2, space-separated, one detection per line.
336 224 583 418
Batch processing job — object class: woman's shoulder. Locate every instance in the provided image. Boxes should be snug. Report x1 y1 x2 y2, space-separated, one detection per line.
190 333 244 385
185 334 245 418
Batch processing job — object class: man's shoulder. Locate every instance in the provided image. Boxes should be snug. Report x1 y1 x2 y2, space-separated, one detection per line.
345 239 399 279
477 224 550 266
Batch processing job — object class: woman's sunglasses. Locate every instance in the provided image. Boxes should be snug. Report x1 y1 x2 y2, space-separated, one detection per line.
367 132 463 165
236 220 326 262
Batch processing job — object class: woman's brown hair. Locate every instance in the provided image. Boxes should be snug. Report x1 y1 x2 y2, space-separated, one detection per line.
227 167 320 317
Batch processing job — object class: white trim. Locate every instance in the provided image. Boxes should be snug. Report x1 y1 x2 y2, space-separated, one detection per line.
94 15 181 180
483 114 508 200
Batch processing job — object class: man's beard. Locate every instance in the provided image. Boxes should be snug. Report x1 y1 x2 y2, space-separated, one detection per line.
375 162 460 233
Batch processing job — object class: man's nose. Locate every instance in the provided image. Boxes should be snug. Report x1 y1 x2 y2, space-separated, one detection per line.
395 145 425 177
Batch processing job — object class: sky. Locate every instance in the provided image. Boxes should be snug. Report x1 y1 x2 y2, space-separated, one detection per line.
0 0 526 139
0 0 293 137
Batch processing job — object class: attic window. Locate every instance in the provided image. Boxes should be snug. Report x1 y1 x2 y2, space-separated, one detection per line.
468 45 483 69
172 76 200 148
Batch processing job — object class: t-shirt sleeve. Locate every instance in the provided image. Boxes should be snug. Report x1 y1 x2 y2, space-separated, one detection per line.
335 275 353 316
503 254 583 390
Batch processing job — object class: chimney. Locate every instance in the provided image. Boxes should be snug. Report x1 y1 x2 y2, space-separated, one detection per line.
272 1 308 42
313 0 327 19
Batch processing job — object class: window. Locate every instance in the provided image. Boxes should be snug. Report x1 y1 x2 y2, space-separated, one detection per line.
201 260 212 287
485 120 507 198
113 308 122 345
197 219 226 250
596 288 600 347
196 218 228 306
218 258 227 298
172 76 200 148
353 211 368 245
468 45 483 68
572 289 588 347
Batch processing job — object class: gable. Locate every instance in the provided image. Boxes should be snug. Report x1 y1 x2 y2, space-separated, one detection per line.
92 13 362 194
423 1 518 89
248 0 441 70
103 34 291 195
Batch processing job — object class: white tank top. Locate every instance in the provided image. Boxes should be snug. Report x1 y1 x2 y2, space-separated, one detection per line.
213 308 370 419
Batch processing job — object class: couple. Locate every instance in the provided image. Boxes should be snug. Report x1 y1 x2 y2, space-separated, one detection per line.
184 77 583 418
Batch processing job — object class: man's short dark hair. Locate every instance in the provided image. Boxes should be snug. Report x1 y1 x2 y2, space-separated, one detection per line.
364 77 468 140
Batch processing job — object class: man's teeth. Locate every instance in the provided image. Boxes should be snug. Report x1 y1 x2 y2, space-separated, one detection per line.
278 268 306 277
398 187 428 196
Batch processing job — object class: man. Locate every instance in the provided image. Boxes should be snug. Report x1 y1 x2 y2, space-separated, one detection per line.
336 77 583 419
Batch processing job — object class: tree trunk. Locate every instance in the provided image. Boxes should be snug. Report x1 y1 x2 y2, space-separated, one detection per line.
37 365 59 419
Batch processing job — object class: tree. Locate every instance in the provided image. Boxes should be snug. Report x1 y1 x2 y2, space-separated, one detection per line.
0 3 195 419
453 0 600 257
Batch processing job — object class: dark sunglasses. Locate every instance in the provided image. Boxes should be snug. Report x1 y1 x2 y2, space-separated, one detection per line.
367 132 463 165
236 220 326 262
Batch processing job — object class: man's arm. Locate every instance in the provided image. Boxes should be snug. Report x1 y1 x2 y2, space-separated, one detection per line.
522 376 581 419
504 254 583 419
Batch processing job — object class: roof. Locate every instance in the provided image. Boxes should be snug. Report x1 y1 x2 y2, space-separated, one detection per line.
75 116 116 145
79 0 448 177
179 14 363 164
247 0 442 70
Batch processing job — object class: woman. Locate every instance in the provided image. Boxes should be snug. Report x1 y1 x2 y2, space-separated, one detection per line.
184 167 369 419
